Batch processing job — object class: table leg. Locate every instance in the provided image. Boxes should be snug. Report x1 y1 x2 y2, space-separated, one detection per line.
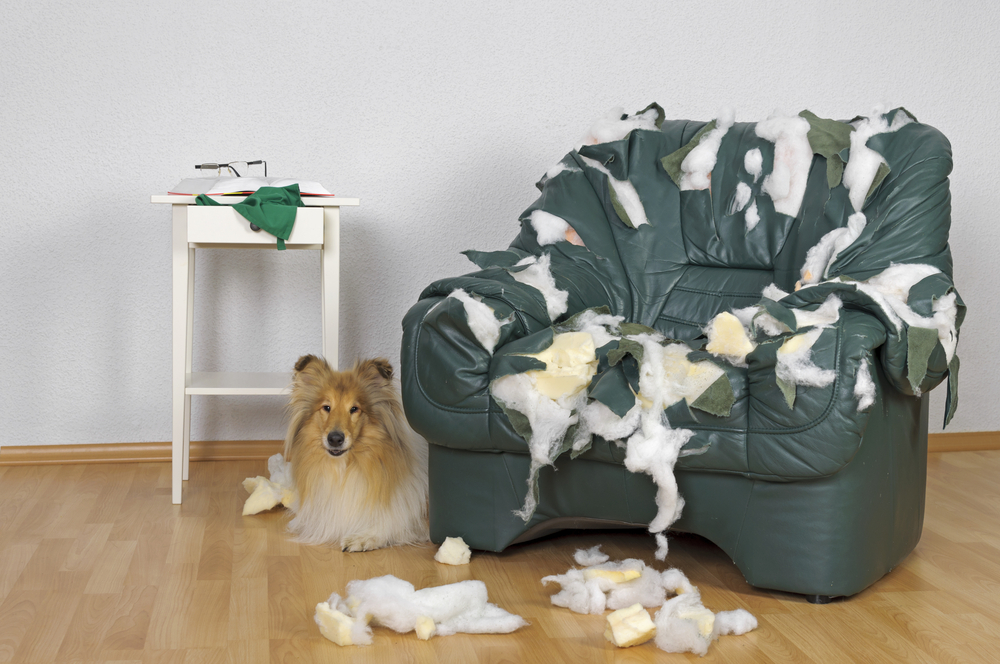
171 205 189 504
321 206 340 369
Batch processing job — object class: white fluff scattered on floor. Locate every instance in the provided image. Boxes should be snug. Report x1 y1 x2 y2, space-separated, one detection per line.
543 549 757 655
843 108 914 212
315 575 527 646
679 109 735 191
510 254 569 321
579 155 650 227
579 106 661 148
448 289 510 355
755 114 812 217
854 358 876 411
529 209 572 246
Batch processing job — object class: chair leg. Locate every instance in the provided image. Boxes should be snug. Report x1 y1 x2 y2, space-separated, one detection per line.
805 595 835 604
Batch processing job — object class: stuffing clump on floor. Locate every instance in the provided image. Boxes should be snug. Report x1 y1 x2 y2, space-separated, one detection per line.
241 453 297 515
314 575 527 646
542 546 756 656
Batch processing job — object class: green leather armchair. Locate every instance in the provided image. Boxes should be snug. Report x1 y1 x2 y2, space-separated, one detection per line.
400 107 963 600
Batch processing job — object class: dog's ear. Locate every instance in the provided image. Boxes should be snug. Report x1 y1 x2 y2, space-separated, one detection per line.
358 358 394 382
293 355 332 385
294 355 317 373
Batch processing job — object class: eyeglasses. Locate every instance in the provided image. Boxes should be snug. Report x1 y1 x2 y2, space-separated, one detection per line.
194 160 267 177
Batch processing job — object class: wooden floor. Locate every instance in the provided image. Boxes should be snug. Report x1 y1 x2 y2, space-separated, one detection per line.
0 451 998 663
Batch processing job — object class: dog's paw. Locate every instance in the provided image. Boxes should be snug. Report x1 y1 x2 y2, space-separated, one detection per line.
340 536 385 553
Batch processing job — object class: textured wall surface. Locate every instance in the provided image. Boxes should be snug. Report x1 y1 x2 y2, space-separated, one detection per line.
1 1 997 447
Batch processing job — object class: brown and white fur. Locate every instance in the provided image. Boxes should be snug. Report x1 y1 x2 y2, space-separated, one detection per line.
283 355 428 551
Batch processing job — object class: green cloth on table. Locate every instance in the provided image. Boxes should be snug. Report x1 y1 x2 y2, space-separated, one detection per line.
196 184 304 250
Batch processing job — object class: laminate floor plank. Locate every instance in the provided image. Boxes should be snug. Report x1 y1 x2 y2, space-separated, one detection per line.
0 451 997 662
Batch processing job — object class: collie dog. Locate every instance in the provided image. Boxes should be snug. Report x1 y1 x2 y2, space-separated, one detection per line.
283 355 428 551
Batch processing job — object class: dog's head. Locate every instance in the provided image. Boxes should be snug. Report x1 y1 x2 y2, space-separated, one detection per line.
286 355 395 461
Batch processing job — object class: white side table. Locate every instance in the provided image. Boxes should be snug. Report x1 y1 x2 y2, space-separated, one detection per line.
152 194 360 504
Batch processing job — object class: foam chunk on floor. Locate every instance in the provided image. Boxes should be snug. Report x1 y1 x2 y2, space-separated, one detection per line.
317 576 527 645
448 289 509 355
242 453 298 515
434 536 472 565
605 603 657 647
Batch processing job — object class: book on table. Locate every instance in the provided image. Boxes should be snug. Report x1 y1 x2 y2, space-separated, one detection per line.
169 176 334 197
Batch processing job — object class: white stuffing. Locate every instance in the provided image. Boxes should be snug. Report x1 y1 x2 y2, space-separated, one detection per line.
776 328 836 390
792 294 842 329
635 336 727 410
579 155 650 227
855 358 876 411
315 576 527 645
529 209 572 246
544 161 581 181
715 609 758 636
572 399 644 452
755 114 812 217
511 254 570 321
574 545 610 566
448 289 509 355
744 148 763 181
762 283 790 301
679 109 735 191
624 414 693 560
567 309 625 349
731 305 759 329
491 372 587 521
744 200 760 232
543 557 757 656
733 181 752 213
799 212 867 285
579 106 660 148
843 107 914 212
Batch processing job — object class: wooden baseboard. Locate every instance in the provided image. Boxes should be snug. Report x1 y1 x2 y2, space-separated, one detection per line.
0 433 995 466
0 440 283 466
927 431 1000 453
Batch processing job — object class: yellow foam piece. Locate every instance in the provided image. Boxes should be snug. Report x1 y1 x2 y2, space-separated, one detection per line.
778 331 816 356
524 331 598 399
604 603 656 647
315 602 357 646
434 536 472 565
678 606 716 637
415 615 436 640
583 568 642 584
706 312 755 359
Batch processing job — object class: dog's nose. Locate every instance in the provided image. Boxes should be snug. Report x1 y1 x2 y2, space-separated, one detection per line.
326 431 345 448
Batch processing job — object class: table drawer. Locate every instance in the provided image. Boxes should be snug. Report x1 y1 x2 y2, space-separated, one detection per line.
186 206 324 244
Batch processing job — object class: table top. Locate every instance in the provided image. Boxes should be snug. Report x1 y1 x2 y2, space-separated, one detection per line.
151 194 359 206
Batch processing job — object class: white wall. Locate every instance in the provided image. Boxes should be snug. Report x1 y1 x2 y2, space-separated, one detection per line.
1 0 996 447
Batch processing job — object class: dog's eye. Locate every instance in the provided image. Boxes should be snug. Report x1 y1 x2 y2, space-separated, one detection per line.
322 405 331 413
350 406 359 414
